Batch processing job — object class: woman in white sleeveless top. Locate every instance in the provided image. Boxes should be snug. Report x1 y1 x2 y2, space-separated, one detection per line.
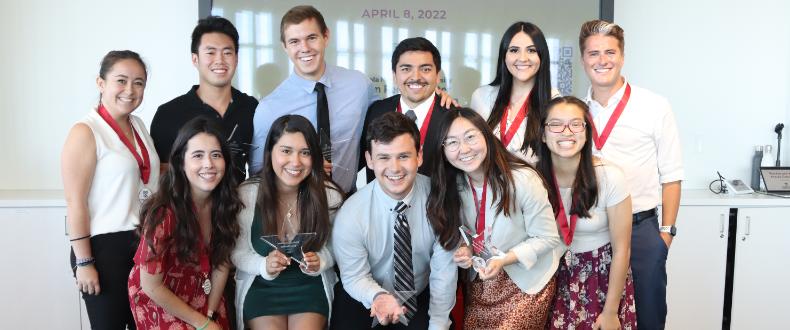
61 50 160 329
470 21 559 164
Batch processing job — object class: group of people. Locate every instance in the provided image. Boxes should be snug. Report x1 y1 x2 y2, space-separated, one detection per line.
61 4 683 330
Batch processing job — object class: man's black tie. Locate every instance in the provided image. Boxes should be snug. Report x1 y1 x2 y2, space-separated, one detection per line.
315 82 331 162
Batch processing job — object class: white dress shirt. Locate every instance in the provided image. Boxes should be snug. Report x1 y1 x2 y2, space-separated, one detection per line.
470 85 560 164
398 94 435 130
332 175 457 330
584 79 684 213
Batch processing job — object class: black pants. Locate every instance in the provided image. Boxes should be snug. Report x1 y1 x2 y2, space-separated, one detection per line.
630 214 668 330
70 230 138 330
330 281 430 330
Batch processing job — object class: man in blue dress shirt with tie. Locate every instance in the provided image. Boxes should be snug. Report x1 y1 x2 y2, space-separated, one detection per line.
250 5 378 193
331 112 457 329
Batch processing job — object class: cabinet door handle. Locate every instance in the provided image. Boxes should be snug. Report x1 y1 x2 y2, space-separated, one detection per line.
64 216 68 236
719 214 725 238
742 216 751 241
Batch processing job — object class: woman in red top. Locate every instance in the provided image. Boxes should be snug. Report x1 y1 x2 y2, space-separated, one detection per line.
128 117 242 330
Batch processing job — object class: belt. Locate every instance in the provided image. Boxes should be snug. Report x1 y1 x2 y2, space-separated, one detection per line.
632 208 657 224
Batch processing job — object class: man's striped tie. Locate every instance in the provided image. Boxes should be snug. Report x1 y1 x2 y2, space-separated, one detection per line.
393 201 417 321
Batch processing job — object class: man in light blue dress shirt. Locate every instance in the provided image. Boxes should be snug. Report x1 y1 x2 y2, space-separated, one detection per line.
330 112 457 329
250 5 378 192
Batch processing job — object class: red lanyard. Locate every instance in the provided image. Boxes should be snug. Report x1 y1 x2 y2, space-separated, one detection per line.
590 83 631 151
468 176 488 253
552 174 578 245
499 91 531 148
397 95 436 146
97 104 151 184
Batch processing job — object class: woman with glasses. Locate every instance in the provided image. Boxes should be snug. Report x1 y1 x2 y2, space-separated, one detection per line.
534 96 637 330
427 108 563 329
470 21 557 163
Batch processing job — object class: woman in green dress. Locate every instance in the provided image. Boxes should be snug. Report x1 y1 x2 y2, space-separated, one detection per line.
232 115 343 330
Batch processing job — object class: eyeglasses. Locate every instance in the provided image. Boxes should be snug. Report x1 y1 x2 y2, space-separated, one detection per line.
545 120 586 134
443 131 482 152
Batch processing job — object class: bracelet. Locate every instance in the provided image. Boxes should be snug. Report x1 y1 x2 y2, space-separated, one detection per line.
196 317 210 330
70 234 91 242
75 257 96 267
207 311 217 321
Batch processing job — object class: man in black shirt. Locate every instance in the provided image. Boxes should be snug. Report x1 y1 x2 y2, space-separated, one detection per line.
151 16 258 182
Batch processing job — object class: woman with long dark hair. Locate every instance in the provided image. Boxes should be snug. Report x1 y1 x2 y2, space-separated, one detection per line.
233 115 343 330
129 117 242 329
470 21 557 163
127 117 242 330
534 96 637 330
427 108 562 329
62 50 160 329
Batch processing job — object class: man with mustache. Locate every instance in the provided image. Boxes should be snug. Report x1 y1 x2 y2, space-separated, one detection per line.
360 37 453 182
151 16 257 183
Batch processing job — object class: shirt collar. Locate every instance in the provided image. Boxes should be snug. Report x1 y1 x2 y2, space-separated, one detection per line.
374 179 417 212
398 93 436 119
584 76 629 109
290 64 334 94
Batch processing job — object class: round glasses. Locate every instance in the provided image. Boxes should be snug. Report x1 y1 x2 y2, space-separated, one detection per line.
544 120 586 134
443 130 482 152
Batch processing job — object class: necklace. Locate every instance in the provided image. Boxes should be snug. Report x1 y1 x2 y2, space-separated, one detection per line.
280 199 297 241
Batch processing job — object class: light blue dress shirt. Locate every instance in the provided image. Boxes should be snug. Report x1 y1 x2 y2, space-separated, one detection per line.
250 65 378 192
331 175 457 330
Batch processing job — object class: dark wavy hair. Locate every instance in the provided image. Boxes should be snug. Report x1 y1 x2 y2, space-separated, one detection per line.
254 115 342 251
534 96 598 218
427 108 542 250
139 117 242 268
487 21 552 156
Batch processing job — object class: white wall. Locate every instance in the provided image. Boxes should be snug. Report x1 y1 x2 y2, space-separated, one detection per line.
615 0 790 188
3 0 790 190
0 0 198 190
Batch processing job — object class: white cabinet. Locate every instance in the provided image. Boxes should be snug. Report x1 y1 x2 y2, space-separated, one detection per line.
0 206 82 329
730 207 790 329
666 206 729 330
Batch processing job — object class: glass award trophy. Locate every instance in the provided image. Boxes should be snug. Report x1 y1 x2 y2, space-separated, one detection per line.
371 290 417 327
458 225 505 272
259 232 317 268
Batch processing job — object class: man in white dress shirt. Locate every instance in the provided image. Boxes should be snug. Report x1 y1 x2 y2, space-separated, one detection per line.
331 112 457 330
579 20 684 330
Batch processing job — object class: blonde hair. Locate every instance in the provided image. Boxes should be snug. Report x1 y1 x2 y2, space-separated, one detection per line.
579 20 624 53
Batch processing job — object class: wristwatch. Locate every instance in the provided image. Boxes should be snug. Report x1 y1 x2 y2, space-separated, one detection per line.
659 225 677 237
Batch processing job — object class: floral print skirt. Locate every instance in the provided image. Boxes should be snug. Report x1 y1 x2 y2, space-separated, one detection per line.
549 243 637 330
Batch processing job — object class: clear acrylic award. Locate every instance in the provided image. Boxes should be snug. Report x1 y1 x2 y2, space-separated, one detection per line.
259 232 317 267
458 225 505 272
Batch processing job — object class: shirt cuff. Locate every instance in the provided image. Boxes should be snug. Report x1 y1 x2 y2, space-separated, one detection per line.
259 257 278 281
511 244 538 269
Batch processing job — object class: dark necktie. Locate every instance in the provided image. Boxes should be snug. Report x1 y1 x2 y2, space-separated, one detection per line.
393 201 417 321
315 82 331 162
404 109 417 122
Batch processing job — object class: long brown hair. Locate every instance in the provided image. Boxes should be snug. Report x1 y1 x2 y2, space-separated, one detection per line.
535 96 598 218
427 108 543 250
254 115 342 251
139 117 242 268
